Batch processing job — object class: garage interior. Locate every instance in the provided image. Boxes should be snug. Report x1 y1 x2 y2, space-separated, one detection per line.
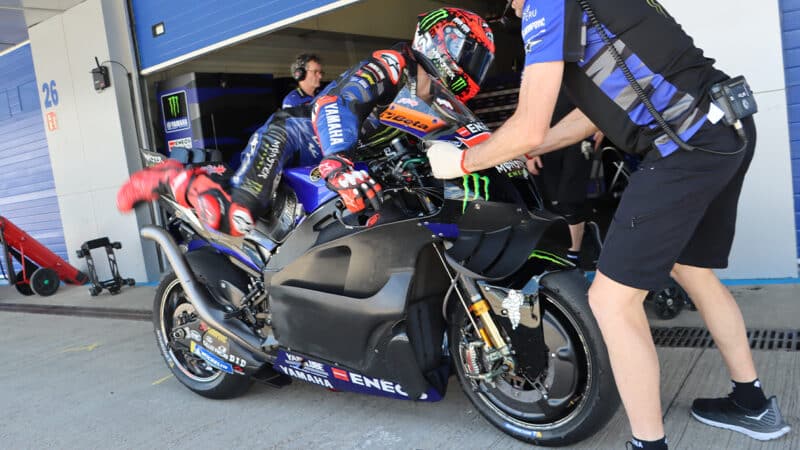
138 0 523 159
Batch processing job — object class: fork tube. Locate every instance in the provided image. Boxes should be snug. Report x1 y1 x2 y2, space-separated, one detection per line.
459 275 508 351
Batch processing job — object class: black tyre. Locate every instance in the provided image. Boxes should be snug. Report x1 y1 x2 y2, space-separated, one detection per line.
153 272 252 399
449 269 619 446
14 271 34 296
89 286 101 296
31 267 60 296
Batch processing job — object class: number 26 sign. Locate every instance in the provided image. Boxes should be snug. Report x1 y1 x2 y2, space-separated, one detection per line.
41 80 59 108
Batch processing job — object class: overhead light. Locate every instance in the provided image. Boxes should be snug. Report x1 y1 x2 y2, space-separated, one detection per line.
152 22 165 37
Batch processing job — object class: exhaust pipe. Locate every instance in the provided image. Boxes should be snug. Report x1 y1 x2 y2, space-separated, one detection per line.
140 225 268 361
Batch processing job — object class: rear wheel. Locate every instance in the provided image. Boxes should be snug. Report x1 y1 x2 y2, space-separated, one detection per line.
449 270 618 446
647 280 689 320
153 272 252 399
31 267 60 296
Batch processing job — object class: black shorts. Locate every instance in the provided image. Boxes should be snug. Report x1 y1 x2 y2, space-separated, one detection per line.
597 117 756 291
535 143 592 225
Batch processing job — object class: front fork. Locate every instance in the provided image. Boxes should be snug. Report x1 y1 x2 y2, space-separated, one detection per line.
433 244 517 381
459 278 513 360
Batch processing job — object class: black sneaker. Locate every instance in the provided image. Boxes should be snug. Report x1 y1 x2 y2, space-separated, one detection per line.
691 395 791 441
625 439 667 449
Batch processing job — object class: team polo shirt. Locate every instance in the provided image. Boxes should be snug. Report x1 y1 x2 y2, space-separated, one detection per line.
522 0 728 156
282 88 314 109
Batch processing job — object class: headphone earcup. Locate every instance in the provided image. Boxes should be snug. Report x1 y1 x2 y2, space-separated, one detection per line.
293 66 306 82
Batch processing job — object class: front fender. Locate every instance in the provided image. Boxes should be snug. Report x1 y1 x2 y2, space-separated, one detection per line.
444 205 572 280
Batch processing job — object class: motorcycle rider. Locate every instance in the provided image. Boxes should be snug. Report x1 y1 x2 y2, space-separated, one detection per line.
117 7 495 235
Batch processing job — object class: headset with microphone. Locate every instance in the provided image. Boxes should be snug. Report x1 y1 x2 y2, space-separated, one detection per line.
291 54 318 82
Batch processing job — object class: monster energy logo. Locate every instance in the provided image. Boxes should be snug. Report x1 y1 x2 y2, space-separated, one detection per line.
419 9 448 32
166 95 180 117
451 77 468 93
462 174 490 213
528 250 574 267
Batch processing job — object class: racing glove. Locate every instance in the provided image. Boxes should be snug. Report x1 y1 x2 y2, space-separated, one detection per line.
116 160 254 237
318 154 383 214
426 142 469 179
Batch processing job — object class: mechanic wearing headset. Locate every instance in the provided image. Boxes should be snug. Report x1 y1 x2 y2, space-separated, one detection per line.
282 53 324 109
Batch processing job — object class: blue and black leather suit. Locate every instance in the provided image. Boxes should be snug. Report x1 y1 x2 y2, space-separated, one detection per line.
230 44 416 218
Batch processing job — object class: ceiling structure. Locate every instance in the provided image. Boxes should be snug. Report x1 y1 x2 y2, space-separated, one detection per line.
0 0 85 53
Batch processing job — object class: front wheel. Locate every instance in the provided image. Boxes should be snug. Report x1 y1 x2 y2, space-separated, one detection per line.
153 272 252 399
449 270 619 446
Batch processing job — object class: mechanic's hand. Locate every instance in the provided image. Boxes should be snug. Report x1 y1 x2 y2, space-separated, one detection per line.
426 141 469 179
116 159 184 212
593 131 605 151
526 155 544 175
319 154 383 213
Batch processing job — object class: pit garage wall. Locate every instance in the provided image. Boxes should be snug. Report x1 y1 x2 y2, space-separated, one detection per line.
662 0 798 279
0 44 67 264
27 0 160 282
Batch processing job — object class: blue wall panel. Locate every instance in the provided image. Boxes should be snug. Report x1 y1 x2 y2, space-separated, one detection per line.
132 0 358 72
781 0 800 258
0 45 67 274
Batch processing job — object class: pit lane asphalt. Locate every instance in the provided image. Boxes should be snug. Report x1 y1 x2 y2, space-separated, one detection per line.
0 285 797 449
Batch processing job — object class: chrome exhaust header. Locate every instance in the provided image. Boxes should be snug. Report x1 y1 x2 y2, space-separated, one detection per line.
140 225 268 360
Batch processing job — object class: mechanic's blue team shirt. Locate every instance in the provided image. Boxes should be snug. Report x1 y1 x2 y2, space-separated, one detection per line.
281 88 314 109
522 0 728 156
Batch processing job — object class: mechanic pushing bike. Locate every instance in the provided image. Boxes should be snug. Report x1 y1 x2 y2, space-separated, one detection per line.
426 0 791 448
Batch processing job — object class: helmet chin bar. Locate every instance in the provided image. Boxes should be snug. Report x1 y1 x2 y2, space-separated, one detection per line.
411 50 440 81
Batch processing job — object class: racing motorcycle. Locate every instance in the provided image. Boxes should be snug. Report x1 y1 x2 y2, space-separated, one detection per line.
141 76 619 446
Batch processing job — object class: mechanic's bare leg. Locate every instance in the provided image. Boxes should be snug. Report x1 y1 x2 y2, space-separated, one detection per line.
589 270 664 440
670 263 756 381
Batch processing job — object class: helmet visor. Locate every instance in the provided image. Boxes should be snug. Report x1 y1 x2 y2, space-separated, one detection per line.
456 40 494 87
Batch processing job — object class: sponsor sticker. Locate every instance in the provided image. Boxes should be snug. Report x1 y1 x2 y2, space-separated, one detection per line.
273 351 441 401
168 137 192 152
190 341 234 374
278 366 334 388
332 367 350 381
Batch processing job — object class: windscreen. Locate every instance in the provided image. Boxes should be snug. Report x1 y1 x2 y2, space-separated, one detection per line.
379 74 490 146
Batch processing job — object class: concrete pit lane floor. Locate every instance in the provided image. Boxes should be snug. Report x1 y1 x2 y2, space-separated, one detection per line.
0 283 798 449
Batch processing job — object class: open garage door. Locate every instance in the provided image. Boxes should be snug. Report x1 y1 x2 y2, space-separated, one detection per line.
134 0 516 159
0 44 67 266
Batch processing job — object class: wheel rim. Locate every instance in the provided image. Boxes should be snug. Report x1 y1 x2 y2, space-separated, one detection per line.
653 286 684 318
158 278 222 383
457 292 592 430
